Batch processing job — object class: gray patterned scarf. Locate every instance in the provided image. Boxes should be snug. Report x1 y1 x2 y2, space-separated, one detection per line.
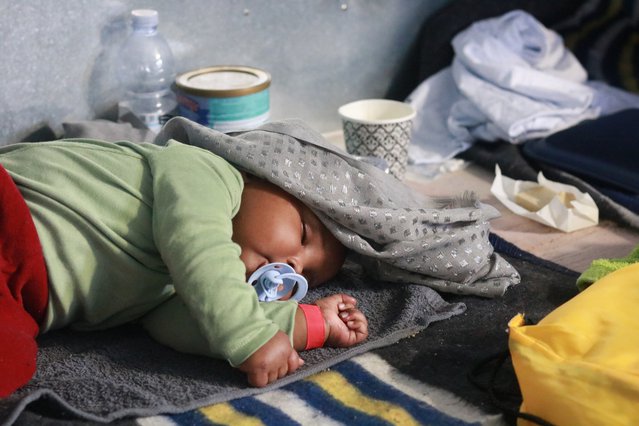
156 117 520 297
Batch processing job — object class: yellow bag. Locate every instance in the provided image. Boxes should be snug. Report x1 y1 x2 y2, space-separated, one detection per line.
508 263 639 426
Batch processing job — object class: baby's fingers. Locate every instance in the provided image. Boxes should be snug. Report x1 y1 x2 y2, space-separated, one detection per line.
339 294 358 306
248 371 269 388
287 350 304 374
339 308 365 323
346 311 368 338
347 317 368 333
348 323 368 343
337 302 356 312
273 353 301 385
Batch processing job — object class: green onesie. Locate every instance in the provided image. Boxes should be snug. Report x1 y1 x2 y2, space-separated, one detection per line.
0 139 297 366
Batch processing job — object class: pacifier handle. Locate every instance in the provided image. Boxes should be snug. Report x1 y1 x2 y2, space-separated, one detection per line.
257 270 283 300
248 263 308 302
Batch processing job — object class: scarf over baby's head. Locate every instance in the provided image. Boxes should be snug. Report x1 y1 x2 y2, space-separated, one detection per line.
156 117 520 297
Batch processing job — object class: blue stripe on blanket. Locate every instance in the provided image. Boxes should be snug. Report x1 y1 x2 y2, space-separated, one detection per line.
286 378 389 425
332 361 478 426
230 397 295 425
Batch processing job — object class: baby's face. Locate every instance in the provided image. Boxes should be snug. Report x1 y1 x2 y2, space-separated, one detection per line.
232 179 346 288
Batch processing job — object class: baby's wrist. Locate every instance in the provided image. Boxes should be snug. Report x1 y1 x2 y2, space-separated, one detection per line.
298 304 326 350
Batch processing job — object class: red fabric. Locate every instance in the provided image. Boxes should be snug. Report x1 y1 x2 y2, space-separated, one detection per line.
0 164 49 398
299 304 325 350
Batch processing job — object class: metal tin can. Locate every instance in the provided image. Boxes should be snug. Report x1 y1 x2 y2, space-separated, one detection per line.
175 66 271 132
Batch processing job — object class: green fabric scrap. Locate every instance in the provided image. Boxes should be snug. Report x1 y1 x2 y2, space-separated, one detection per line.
577 244 639 291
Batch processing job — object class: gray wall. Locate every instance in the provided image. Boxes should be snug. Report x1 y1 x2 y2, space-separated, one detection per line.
0 1 448 144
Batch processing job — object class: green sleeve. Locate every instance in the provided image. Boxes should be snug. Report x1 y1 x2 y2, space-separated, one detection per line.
141 296 297 359
148 140 295 366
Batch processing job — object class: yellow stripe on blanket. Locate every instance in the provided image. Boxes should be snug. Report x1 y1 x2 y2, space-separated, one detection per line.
199 402 264 426
308 370 420 426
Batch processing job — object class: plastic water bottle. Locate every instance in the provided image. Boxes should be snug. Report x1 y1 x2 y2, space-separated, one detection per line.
117 9 177 132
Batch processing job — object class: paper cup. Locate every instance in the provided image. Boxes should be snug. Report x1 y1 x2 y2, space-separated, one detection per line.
338 99 416 180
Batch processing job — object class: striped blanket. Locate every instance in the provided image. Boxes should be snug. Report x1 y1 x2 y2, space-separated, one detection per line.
138 353 498 426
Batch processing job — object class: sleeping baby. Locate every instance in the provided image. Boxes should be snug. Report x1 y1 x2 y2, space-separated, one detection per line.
0 138 368 397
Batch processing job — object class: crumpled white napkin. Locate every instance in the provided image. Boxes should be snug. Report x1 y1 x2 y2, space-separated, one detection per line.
491 165 599 232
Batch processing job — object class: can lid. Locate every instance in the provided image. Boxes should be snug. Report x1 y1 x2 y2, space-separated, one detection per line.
176 66 271 98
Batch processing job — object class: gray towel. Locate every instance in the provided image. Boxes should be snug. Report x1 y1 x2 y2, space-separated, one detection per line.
156 117 520 297
1 260 465 425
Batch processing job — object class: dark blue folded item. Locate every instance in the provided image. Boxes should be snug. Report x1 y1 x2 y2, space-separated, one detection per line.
597 185 639 215
522 109 639 194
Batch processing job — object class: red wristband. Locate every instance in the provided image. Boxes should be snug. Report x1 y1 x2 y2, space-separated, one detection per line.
299 304 326 350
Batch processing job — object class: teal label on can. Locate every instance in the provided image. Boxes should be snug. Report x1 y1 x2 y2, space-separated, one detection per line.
177 89 270 131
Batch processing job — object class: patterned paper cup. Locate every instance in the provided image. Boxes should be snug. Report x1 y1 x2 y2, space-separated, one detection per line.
339 99 416 180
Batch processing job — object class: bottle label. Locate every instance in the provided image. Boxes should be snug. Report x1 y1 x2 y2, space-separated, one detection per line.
139 112 161 130
118 96 176 133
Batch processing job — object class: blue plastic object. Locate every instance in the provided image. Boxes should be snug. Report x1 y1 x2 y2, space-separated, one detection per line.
248 263 308 302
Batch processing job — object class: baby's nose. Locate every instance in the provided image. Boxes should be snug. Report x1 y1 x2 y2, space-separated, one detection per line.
272 257 301 275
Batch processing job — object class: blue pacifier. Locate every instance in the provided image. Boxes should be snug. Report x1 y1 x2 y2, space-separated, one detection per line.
248 263 308 302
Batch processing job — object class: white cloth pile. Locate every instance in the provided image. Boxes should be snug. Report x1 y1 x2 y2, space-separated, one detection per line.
408 10 639 165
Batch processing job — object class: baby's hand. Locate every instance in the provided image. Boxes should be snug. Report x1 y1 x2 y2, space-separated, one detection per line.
315 294 368 348
237 330 303 387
